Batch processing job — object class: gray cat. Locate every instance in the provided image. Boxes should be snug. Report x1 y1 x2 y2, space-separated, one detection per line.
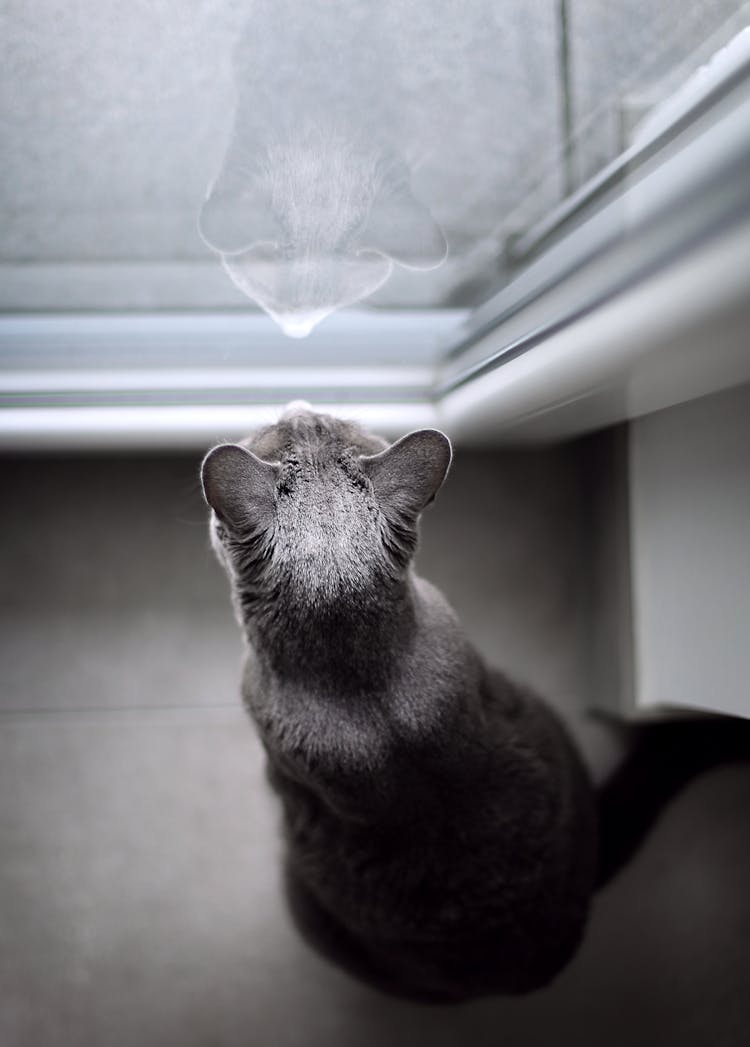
201 403 597 1001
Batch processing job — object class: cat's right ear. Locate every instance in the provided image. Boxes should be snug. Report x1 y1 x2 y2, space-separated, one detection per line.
361 429 452 518
200 444 278 531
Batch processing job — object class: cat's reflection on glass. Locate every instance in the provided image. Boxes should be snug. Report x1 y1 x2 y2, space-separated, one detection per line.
198 0 448 336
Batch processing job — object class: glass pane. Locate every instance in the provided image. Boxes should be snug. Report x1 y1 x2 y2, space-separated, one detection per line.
1 1 748 336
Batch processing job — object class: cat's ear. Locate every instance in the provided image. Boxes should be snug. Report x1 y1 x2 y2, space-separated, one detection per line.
361 429 452 516
201 444 278 530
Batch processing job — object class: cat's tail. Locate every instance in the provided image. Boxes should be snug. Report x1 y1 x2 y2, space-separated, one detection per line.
595 715 750 889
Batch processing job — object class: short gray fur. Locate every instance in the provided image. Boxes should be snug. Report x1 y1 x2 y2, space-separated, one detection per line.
201 405 597 1000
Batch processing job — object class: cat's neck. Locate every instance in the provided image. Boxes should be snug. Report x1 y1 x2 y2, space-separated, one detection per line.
246 573 417 691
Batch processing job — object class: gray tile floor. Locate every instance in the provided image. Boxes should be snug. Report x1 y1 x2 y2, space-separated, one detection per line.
2 448 749 1046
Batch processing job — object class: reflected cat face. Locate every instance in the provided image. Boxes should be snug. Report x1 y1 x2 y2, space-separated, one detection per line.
198 0 448 336
200 128 446 337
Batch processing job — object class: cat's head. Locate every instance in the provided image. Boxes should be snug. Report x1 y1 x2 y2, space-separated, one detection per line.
201 403 451 616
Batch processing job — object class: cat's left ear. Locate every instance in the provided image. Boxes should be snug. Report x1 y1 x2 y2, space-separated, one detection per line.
201 443 278 531
361 429 452 517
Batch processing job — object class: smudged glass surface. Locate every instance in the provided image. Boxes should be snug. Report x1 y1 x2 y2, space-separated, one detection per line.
0 0 747 329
